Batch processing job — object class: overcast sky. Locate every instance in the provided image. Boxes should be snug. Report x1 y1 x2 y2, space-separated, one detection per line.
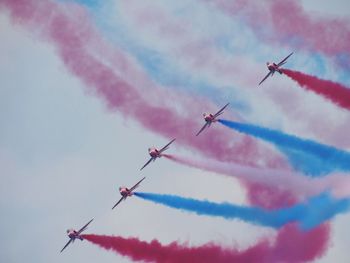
1 1 350 262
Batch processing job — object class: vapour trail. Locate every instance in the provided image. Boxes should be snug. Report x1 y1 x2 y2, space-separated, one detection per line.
207 0 350 69
219 119 350 173
135 192 350 230
0 0 289 168
0 1 331 261
82 228 329 263
163 154 350 198
283 68 350 111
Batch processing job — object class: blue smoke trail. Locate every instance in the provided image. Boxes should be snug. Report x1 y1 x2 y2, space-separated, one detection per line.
218 119 350 174
135 192 350 230
59 0 101 8
280 147 336 175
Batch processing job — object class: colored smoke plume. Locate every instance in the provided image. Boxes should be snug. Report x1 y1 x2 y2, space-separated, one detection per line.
283 69 350 111
82 228 329 263
163 154 350 198
135 192 350 230
219 119 350 173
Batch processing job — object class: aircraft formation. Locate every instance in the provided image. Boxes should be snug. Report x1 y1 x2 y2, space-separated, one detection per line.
60 53 293 253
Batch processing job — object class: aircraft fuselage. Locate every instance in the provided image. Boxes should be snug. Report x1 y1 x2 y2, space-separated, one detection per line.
148 148 160 158
267 62 282 74
67 230 83 241
119 187 132 197
204 113 215 123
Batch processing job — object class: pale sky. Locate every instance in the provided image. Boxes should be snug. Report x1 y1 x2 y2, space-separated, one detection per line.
1 0 350 262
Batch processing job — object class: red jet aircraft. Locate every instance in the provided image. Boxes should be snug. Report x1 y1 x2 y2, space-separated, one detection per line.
60 219 93 253
140 139 176 170
196 103 229 136
112 177 146 209
258 52 293 85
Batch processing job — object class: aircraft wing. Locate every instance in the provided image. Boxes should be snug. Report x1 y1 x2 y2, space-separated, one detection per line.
214 103 229 118
196 122 209 136
258 71 272 85
140 157 153 170
77 219 94 234
112 197 124 209
159 139 176 153
277 52 293 67
130 177 146 192
60 239 73 253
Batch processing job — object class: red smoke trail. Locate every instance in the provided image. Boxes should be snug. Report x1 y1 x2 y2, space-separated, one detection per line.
282 69 350 111
0 0 286 168
0 0 330 261
208 0 350 68
82 226 328 262
270 0 350 56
